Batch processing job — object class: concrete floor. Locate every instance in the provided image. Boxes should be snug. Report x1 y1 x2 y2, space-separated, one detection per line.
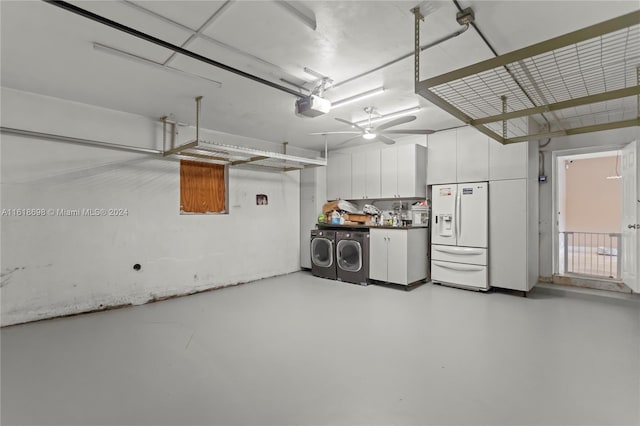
2 271 639 426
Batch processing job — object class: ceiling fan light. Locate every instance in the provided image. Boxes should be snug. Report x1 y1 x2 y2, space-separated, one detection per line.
362 133 376 140
355 106 421 126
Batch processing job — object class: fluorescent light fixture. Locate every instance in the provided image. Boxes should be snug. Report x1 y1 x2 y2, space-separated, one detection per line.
606 175 622 179
331 87 385 109
355 106 421 126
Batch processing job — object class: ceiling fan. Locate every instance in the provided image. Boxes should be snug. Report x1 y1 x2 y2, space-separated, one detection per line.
310 107 435 145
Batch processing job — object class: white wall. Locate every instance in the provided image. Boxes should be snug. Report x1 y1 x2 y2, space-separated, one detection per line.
538 127 638 279
0 88 318 326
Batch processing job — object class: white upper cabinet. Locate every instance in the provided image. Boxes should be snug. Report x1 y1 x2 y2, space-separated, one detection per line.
365 150 382 199
427 127 489 184
381 144 426 198
351 150 381 199
456 127 489 182
328 144 425 201
326 152 352 200
351 151 366 199
489 139 529 180
380 146 399 198
426 131 457 185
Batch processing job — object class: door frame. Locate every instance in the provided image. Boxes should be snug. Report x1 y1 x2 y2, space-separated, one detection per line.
551 144 626 277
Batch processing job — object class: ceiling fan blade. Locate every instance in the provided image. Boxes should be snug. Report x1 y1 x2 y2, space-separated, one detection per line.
309 131 363 135
380 129 436 135
338 135 363 146
376 134 396 145
335 117 366 132
374 115 416 132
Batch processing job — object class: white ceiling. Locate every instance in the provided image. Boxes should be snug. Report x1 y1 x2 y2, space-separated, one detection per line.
1 0 638 152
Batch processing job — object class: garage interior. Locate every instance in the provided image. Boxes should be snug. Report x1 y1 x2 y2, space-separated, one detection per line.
1 1 639 425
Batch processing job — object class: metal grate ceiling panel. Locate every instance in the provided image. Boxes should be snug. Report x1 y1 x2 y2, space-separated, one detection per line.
416 11 640 144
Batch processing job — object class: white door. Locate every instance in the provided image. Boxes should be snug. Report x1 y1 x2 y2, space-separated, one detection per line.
489 179 527 291
458 182 488 248
369 229 388 281
380 147 398 198
351 152 366 199
387 231 408 284
396 144 416 197
621 141 638 293
365 149 381 199
426 131 457 184
431 184 457 246
327 152 350 200
456 127 489 182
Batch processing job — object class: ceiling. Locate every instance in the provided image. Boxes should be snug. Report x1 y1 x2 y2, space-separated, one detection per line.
1 0 638 152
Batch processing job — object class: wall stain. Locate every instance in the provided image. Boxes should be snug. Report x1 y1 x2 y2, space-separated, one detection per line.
1 265 53 288
1 267 26 288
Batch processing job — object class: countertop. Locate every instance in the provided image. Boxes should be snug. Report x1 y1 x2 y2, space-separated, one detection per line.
317 223 428 230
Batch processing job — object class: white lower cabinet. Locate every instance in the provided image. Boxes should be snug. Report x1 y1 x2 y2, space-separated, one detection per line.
369 228 428 285
489 178 538 291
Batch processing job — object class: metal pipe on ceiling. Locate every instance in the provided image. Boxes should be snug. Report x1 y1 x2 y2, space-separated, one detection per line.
333 23 470 89
43 0 305 99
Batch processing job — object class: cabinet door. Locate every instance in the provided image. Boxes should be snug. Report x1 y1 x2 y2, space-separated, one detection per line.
386 231 408 284
369 229 388 281
456 127 489 182
427 131 457 184
489 139 528 180
327 152 351 200
351 152 367 199
489 179 527 290
365 150 381 199
397 144 421 197
380 147 398 198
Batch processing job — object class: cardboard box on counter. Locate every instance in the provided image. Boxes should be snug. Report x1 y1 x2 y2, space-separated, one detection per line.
322 200 359 215
344 213 369 223
322 200 341 215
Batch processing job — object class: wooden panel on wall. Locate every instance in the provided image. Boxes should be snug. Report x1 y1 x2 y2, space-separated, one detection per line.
180 160 226 214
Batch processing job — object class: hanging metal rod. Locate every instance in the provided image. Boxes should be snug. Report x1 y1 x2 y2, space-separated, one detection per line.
0 127 163 155
42 0 304 99
333 23 470 89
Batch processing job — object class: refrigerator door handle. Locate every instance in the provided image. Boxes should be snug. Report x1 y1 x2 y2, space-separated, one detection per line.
456 188 461 239
432 261 484 272
433 246 484 255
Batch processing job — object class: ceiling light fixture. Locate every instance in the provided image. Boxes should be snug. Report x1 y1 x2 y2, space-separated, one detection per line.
362 133 377 140
355 106 421 126
331 87 385 109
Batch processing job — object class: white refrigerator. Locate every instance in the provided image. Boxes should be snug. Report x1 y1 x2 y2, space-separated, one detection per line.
431 182 489 290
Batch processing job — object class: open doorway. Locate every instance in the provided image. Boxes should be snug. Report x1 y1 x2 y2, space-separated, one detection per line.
554 149 627 290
